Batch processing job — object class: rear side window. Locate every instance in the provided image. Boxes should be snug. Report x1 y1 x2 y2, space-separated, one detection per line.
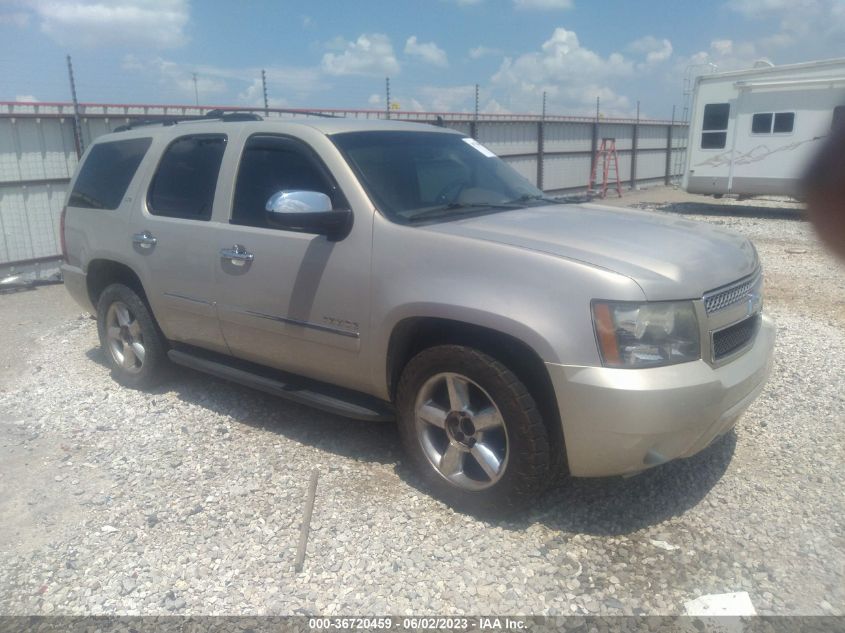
148 135 226 220
701 103 730 149
68 137 151 210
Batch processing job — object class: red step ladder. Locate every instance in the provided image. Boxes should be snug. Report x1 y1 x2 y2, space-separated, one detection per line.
588 138 622 199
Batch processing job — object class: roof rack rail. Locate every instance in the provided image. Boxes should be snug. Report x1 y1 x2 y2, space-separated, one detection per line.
203 109 264 121
271 108 341 119
114 109 263 132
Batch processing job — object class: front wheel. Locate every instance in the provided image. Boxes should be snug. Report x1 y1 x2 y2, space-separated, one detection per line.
396 345 551 514
96 283 169 389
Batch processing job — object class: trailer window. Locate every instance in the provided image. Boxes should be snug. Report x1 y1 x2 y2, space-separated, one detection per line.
751 112 795 135
701 103 729 149
773 112 794 133
751 113 773 134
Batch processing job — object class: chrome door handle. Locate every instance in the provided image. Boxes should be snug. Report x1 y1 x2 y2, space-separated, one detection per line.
132 231 157 249
220 244 254 266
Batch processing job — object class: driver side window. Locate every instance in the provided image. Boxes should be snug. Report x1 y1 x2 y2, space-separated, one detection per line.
231 136 337 229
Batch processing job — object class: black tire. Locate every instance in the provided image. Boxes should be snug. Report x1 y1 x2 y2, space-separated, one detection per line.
96 283 169 389
396 345 550 515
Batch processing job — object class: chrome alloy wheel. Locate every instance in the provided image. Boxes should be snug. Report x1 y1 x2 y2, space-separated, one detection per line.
414 372 509 491
105 301 146 374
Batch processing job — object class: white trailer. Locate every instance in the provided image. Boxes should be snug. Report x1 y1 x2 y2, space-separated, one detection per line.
683 58 845 197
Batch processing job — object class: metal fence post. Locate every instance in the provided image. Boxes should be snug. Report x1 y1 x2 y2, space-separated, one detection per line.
537 120 545 190
665 105 675 185
631 101 639 189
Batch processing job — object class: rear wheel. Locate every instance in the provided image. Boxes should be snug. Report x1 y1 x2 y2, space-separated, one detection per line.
96 283 168 389
396 345 551 514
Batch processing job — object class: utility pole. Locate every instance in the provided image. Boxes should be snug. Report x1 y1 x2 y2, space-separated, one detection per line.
596 96 600 120
66 54 83 158
192 72 199 107
474 83 479 121
385 77 391 120
261 69 269 115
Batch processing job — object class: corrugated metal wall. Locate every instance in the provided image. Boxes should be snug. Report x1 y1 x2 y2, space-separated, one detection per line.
0 102 688 270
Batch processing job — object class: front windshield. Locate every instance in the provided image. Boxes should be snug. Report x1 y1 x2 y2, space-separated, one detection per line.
331 131 546 224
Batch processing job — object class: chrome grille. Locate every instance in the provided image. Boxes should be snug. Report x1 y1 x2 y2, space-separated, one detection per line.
703 272 761 314
712 315 760 360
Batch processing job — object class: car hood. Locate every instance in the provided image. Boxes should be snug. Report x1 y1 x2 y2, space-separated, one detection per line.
425 203 758 300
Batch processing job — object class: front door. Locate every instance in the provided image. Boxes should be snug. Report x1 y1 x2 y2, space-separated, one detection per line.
211 133 371 392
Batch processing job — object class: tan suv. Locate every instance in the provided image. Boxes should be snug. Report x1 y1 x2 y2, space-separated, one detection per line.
61 112 774 513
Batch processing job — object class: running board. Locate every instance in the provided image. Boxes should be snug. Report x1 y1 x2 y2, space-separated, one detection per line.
167 349 394 422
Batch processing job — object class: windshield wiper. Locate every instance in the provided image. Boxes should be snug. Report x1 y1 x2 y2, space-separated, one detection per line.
407 201 523 222
504 194 565 205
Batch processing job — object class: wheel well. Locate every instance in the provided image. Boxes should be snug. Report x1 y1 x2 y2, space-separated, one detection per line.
387 317 567 473
86 259 148 309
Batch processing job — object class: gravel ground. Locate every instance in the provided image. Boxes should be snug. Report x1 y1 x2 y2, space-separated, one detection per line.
0 190 843 616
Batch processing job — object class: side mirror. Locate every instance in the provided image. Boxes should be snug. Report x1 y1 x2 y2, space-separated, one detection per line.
265 190 352 241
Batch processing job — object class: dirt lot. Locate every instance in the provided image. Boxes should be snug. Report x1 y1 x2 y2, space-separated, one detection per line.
0 188 843 617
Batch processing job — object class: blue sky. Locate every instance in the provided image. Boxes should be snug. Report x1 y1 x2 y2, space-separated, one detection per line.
1 0 843 119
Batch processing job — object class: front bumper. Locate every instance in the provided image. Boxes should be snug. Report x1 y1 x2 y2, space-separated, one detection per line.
547 314 775 477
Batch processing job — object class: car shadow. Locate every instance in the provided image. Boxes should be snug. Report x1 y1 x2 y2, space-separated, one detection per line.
514 431 736 535
149 353 399 467
85 344 735 534
393 430 736 536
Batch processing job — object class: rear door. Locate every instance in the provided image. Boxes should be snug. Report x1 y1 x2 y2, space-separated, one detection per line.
211 132 372 391
128 133 229 353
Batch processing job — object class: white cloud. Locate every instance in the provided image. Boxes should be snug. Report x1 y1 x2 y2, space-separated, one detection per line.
715 0 845 62
513 0 573 9
405 36 449 67
469 45 501 59
418 85 476 112
0 11 30 26
122 55 227 100
121 55 328 105
15 94 38 102
629 35 673 65
491 27 634 114
25 0 189 49
482 98 510 114
322 33 400 76
237 78 289 108
367 93 382 106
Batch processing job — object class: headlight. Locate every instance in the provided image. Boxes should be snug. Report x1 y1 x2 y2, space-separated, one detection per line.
592 300 700 368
